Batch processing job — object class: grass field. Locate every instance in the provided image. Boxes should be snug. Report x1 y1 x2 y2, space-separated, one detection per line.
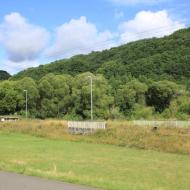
0 119 190 155
0 132 190 190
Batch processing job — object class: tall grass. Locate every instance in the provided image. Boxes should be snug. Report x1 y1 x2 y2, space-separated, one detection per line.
0 119 190 155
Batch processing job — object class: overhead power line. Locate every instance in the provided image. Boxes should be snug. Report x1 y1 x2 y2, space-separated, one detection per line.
41 23 190 61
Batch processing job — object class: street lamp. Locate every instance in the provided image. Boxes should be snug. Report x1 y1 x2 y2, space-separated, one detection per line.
88 76 93 121
23 90 28 119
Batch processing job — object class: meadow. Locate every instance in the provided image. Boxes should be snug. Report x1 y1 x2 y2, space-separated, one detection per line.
0 119 190 155
0 132 190 190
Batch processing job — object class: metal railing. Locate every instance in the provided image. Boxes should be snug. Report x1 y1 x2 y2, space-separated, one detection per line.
68 121 106 134
132 120 190 128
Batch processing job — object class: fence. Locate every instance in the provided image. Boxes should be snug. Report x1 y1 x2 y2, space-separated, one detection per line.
0 117 19 122
68 121 106 134
132 120 190 128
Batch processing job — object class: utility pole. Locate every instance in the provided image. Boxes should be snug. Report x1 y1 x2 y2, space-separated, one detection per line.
24 90 28 119
88 76 93 120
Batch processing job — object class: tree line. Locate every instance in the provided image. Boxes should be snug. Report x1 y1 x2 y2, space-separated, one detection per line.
0 72 190 120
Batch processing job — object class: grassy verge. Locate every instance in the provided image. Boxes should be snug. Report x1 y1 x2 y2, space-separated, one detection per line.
0 132 190 190
0 119 190 155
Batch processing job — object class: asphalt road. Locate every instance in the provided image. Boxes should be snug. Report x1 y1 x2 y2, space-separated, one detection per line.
0 172 100 190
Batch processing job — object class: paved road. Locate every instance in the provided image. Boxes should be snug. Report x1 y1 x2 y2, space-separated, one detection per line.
0 172 100 190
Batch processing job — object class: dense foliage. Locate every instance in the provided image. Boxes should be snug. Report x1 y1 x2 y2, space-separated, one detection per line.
0 28 190 119
0 73 190 119
12 28 190 84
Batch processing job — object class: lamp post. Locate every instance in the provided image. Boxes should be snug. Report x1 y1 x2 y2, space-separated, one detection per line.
24 90 28 119
88 76 93 120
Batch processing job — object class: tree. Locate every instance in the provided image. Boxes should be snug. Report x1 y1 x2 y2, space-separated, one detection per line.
167 96 190 118
38 74 73 118
97 61 126 79
116 80 148 116
72 72 114 119
14 77 39 116
146 80 183 112
131 104 154 119
0 81 17 115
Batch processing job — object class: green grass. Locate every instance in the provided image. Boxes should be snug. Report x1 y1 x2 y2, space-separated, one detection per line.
1 119 190 155
0 132 190 190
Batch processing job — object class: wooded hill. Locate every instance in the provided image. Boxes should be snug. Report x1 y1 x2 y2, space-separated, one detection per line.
0 70 11 81
12 28 190 84
0 28 190 120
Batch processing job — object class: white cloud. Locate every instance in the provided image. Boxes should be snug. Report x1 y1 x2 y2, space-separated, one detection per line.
119 10 185 43
0 12 49 62
0 11 187 74
109 0 165 5
47 16 115 58
1 59 40 74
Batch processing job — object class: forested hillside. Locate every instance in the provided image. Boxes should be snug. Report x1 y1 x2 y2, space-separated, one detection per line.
1 28 190 120
0 70 11 81
12 28 190 84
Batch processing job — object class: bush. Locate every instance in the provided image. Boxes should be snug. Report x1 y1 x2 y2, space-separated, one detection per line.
63 114 82 121
131 104 154 119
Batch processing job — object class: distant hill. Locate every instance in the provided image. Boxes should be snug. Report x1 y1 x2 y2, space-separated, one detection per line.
12 28 190 82
0 70 11 80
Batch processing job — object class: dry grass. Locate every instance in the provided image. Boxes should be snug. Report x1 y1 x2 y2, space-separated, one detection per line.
0 119 190 155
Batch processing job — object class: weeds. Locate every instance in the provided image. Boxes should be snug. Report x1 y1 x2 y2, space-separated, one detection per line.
0 119 190 155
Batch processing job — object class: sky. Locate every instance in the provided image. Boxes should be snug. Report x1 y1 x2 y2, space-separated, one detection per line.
0 0 189 74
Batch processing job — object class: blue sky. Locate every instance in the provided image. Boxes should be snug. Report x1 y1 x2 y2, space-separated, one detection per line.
0 0 190 74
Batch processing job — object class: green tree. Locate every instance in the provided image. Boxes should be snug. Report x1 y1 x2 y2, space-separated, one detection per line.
14 77 39 116
38 74 73 118
72 72 114 119
116 80 148 116
0 81 17 115
167 96 190 118
146 80 183 112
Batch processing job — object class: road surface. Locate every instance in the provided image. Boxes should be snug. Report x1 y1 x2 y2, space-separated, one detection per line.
0 172 100 190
